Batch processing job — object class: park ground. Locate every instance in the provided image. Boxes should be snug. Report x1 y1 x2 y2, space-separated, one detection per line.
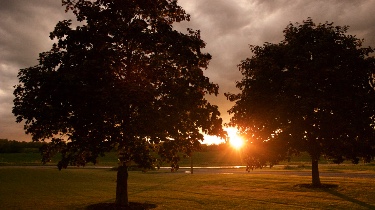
1 150 375 209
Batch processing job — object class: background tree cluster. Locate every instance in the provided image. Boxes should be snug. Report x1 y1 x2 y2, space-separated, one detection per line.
0 139 44 153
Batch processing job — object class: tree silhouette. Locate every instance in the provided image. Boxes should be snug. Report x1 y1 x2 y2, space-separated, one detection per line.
13 0 225 207
226 18 375 186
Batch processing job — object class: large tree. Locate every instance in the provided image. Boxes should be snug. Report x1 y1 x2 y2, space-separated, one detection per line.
226 18 375 186
13 0 224 207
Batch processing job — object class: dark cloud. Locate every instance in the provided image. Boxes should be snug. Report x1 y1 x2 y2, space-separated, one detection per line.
0 0 74 141
1 0 375 141
179 0 375 119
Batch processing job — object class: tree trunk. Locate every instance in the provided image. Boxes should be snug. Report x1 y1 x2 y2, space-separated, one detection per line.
190 153 194 174
311 156 321 187
116 164 129 207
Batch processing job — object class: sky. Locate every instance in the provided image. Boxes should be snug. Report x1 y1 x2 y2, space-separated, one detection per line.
1 0 375 143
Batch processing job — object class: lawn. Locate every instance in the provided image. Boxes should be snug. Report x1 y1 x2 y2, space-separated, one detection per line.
1 151 375 209
0 149 334 167
1 167 375 209
0 149 245 167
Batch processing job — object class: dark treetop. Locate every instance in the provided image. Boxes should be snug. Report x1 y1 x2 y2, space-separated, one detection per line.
13 0 225 170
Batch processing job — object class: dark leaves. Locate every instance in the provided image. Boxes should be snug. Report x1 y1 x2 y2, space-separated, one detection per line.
13 0 224 170
228 18 375 170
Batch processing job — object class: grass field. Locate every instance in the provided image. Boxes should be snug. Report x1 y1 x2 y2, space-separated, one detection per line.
1 167 375 209
1 151 375 209
0 149 246 167
0 148 340 167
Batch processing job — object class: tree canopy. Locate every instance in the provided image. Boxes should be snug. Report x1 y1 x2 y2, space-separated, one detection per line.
226 18 375 186
13 0 225 206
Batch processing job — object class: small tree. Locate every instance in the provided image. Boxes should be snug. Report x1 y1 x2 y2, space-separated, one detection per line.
226 18 375 186
13 0 224 207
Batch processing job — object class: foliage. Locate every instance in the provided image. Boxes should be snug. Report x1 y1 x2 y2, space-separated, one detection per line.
0 139 44 153
226 18 375 184
0 148 242 167
13 0 225 206
200 142 230 151
13 0 224 169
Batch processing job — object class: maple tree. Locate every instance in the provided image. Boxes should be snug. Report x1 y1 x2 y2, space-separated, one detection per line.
227 18 375 186
13 0 224 206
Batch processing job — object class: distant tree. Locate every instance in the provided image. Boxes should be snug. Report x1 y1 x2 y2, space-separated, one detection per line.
13 0 224 207
0 139 44 153
0 139 20 153
226 18 375 186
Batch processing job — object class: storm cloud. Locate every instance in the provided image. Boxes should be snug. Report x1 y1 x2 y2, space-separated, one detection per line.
1 0 375 142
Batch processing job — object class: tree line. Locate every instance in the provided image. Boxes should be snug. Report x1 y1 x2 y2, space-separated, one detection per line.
0 138 227 153
0 139 45 153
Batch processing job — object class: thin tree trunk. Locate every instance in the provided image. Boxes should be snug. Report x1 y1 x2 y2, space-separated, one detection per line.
311 156 321 187
116 164 129 207
190 153 193 174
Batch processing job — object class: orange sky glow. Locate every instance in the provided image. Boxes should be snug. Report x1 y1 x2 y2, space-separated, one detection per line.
203 127 244 148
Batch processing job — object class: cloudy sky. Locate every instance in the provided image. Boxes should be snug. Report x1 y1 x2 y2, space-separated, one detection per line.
1 0 375 143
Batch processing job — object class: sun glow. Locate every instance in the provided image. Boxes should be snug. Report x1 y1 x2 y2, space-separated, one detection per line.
226 127 244 149
202 127 245 148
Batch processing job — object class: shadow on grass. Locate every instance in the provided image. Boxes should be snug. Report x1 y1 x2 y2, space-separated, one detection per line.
294 183 339 189
295 184 375 209
324 189 375 209
86 202 157 210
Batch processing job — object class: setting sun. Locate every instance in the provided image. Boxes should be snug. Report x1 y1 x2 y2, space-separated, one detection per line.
202 127 244 148
226 127 244 149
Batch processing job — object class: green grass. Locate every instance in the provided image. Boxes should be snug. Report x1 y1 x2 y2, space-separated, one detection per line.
0 153 45 166
0 153 63 166
1 148 374 209
1 149 365 166
2 150 374 173
0 167 116 209
1 167 375 209
176 149 244 167
0 149 245 167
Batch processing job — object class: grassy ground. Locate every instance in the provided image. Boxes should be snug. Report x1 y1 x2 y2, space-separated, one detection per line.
1 151 375 209
0 149 245 167
0 148 335 167
0 167 375 209
1 149 374 171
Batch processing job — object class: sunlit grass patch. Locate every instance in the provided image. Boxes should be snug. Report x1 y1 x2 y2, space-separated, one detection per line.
1 167 375 209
